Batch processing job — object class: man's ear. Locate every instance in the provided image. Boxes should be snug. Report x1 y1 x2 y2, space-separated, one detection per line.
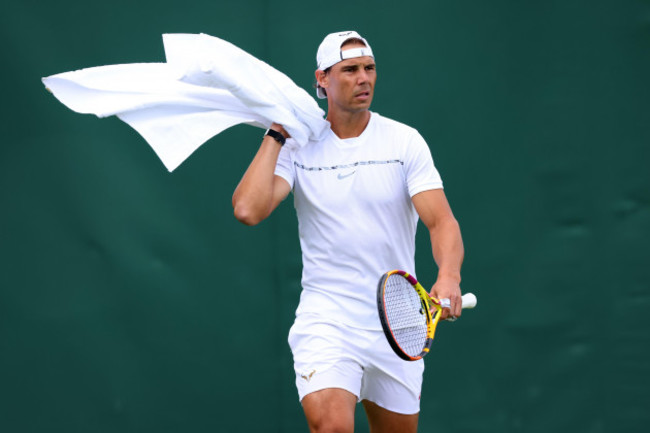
315 69 328 90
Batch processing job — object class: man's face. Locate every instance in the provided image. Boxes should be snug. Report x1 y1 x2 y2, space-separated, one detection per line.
319 42 377 113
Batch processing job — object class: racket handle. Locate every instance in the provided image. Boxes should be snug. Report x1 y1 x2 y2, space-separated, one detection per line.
461 293 477 309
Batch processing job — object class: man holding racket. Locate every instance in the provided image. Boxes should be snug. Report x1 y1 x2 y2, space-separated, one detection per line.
233 31 464 433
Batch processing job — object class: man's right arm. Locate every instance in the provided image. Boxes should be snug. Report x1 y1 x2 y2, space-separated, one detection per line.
232 124 292 226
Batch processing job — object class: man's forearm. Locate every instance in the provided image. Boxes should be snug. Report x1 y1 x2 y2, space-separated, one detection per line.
430 216 464 284
232 134 284 225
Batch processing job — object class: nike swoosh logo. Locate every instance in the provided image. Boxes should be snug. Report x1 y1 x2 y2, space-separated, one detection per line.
337 171 356 180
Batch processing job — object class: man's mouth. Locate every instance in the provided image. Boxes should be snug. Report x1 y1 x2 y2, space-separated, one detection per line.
355 90 371 100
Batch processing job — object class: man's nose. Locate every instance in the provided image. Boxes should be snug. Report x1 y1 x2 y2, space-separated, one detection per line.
357 69 369 83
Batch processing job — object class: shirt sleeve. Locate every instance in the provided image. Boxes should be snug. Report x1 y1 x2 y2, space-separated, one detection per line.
274 140 295 189
404 131 443 197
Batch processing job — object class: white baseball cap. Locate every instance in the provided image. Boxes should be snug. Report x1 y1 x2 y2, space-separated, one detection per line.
316 31 374 99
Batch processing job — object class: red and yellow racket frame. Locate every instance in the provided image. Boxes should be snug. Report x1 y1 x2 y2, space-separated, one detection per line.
377 270 477 361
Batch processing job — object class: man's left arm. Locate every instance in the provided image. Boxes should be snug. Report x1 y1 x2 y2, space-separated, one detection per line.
412 189 465 319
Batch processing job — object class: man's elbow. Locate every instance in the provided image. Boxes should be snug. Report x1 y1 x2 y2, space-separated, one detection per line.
233 203 266 226
428 214 461 234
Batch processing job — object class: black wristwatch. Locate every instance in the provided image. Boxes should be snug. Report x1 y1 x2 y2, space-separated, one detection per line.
265 128 286 146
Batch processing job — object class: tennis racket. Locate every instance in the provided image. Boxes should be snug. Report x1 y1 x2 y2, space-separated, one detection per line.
377 270 477 361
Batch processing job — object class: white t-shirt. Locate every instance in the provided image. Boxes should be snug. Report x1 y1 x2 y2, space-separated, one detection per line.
275 112 443 329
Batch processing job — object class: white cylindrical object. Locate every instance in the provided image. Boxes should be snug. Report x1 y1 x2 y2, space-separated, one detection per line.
461 293 477 309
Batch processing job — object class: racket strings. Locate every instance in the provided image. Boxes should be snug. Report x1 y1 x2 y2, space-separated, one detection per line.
383 275 429 357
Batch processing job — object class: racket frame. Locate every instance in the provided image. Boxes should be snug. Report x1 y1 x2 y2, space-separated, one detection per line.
377 270 445 361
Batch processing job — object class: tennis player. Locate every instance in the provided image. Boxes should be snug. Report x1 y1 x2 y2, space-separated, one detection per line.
233 31 464 433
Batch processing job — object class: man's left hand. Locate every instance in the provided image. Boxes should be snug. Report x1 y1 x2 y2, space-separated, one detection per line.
430 278 462 320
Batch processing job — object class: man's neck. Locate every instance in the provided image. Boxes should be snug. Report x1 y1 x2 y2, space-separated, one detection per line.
327 109 371 139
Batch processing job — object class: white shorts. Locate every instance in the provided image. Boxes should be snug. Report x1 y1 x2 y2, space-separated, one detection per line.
288 313 425 414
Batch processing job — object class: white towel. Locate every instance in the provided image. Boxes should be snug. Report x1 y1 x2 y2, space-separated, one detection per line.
42 33 329 172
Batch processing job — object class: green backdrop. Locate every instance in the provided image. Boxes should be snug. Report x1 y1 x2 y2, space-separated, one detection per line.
1 0 648 432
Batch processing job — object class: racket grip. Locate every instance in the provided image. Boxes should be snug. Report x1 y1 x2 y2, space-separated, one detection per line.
461 293 477 309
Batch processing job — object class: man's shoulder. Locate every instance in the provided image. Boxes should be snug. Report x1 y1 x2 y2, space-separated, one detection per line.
371 112 419 135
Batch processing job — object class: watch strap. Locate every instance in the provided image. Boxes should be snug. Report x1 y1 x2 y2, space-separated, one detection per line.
265 128 286 146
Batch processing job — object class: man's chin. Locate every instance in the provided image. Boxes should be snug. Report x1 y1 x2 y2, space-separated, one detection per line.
351 98 373 111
